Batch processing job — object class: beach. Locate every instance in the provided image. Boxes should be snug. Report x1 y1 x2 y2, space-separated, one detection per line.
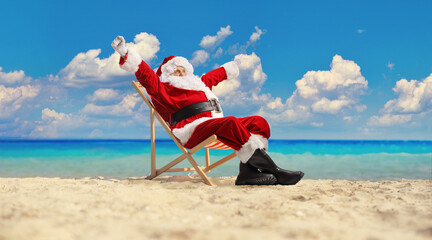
1 177 431 240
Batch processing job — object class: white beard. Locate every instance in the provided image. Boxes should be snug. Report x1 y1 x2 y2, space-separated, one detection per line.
160 74 221 108
161 74 208 92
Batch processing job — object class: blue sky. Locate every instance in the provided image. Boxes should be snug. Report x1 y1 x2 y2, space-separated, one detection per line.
0 0 431 139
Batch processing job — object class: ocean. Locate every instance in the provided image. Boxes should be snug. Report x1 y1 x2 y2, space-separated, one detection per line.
0 140 430 180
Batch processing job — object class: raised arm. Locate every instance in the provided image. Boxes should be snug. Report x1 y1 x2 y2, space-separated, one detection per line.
111 36 160 95
201 60 239 89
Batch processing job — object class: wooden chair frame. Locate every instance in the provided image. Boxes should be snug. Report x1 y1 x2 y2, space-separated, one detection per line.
132 81 237 186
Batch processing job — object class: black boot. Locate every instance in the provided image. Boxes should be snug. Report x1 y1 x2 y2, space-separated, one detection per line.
235 161 277 185
247 149 304 185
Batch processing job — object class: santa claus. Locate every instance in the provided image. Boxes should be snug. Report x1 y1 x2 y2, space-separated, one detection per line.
112 36 304 185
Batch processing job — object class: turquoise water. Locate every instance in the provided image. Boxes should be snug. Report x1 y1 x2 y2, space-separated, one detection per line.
0 140 430 180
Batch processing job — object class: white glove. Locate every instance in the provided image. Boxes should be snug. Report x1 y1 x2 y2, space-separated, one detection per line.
111 36 127 57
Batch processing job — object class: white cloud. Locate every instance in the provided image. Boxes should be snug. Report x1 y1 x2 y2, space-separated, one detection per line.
88 129 103 138
356 104 367 112
311 122 324 127
214 53 306 121
54 49 124 87
386 62 395 70
190 26 234 66
256 55 368 124
0 67 32 85
343 116 353 121
256 103 312 125
214 54 367 126
367 114 413 127
212 78 241 97
0 85 40 119
29 91 148 138
383 74 432 114
212 47 223 59
311 97 352 114
213 52 267 100
199 25 233 50
266 97 284 110
295 55 367 102
192 26 265 67
249 26 264 44
228 26 266 55
234 53 267 89
367 73 432 127
0 83 70 137
81 93 141 116
30 108 85 138
357 29 365 34
41 108 68 121
190 50 210 67
126 32 160 62
87 88 121 102
52 32 160 88
0 119 34 138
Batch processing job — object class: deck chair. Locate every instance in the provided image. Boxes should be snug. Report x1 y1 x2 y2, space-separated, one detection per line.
132 81 237 186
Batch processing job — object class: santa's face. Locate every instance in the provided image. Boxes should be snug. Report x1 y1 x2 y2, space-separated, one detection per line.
172 66 186 77
161 66 208 92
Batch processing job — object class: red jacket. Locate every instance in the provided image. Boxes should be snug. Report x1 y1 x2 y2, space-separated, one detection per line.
119 49 238 144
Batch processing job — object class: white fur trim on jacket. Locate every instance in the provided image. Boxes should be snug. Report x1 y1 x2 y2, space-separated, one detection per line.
120 48 142 73
172 117 214 145
221 61 239 80
236 134 267 163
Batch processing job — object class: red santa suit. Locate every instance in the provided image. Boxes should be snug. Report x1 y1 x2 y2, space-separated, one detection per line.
119 48 270 163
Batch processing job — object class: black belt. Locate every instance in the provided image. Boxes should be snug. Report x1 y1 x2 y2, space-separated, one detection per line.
170 99 221 126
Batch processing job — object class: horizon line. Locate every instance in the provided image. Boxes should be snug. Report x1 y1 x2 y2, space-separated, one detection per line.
0 138 431 142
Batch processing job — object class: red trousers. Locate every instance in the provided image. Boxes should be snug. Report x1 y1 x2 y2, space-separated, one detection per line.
183 116 270 150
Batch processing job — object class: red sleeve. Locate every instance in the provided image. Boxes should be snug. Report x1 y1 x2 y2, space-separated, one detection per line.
200 67 227 90
119 53 128 65
134 61 161 96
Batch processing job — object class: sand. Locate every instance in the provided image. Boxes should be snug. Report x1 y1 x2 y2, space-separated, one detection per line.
0 176 431 240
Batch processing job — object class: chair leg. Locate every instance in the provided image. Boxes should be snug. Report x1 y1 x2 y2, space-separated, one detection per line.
149 108 156 178
205 148 210 171
184 152 215 186
205 152 237 172
149 153 189 179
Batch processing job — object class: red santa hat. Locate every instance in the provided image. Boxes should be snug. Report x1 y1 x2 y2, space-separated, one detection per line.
156 56 194 77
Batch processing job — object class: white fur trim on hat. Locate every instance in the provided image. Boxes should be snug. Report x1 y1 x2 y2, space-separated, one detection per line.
120 48 142 73
161 57 194 77
236 134 267 163
221 61 239 80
